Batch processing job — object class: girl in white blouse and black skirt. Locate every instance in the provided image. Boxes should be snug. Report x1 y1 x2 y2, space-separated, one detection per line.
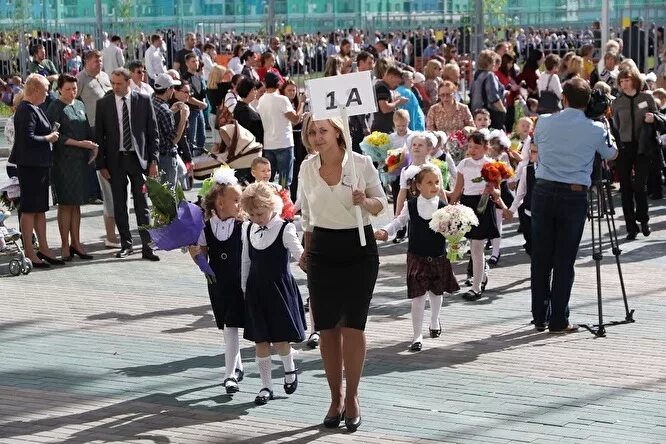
299 116 387 432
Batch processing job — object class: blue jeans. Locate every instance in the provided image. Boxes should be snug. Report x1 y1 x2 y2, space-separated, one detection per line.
188 109 206 155
264 147 294 188
159 154 178 191
530 180 588 330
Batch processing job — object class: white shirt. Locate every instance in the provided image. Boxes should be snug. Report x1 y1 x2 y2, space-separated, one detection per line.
509 163 531 216
389 130 411 149
240 215 303 292
202 52 214 81
256 90 294 150
299 151 388 232
228 57 244 75
382 195 440 237
144 44 165 80
457 156 493 196
197 215 237 245
114 92 138 153
130 80 154 97
224 90 238 113
102 43 125 74
4 116 16 168
537 72 563 99
513 136 532 183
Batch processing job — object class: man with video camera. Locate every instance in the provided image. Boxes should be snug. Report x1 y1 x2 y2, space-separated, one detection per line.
530 78 618 334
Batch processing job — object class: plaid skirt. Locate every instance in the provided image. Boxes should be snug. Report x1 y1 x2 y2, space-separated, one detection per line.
407 253 460 299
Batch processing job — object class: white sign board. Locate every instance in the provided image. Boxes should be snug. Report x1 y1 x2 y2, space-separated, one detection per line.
306 71 377 120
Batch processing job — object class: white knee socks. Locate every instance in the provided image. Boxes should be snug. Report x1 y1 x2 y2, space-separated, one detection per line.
429 292 443 330
280 350 297 383
471 239 486 293
411 295 427 343
223 327 241 380
256 356 273 392
492 209 503 258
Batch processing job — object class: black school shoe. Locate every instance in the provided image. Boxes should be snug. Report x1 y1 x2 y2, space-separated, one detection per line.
254 388 274 405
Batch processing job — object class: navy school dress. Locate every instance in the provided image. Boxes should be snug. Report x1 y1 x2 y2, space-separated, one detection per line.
205 220 245 329
459 194 500 240
243 221 307 343
406 198 460 299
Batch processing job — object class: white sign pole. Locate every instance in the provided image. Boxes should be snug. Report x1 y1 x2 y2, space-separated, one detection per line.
339 105 367 247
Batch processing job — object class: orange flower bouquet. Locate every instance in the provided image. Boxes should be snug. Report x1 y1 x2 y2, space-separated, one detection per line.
471 161 514 212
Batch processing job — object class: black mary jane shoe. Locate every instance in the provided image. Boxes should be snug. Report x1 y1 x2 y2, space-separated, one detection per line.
429 323 442 338
283 369 299 394
487 253 501 266
223 377 239 394
306 332 320 349
254 388 274 405
481 275 489 292
37 251 65 266
234 368 244 382
323 409 345 428
409 341 422 352
462 290 482 301
345 416 362 432
70 246 93 260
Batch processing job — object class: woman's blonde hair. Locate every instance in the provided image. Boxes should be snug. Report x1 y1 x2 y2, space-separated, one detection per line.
241 181 281 214
476 50 497 71
441 63 460 84
303 116 346 150
208 64 227 89
423 59 443 80
567 55 583 77
300 113 318 154
324 56 342 77
24 74 50 96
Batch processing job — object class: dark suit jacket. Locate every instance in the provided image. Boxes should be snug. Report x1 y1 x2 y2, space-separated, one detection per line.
10 101 53 168
95 90 159 171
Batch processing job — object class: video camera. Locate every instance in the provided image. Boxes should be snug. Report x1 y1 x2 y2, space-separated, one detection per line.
585 90 615 184
585 89 612 120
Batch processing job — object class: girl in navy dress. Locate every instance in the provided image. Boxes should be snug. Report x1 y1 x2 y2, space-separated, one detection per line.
240 181 306 406
193 168 246 394
375 164 460 352
449 131 511 301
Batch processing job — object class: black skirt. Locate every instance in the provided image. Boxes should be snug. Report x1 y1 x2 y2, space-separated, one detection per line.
17 166 50 213
460 194 500 240
307 225 379 331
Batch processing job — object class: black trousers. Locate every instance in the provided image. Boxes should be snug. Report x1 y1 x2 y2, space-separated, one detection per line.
518 205 532 254
110 153 151 250
616 142 650 231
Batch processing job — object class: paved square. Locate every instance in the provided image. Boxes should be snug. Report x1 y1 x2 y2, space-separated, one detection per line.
1 161 665 443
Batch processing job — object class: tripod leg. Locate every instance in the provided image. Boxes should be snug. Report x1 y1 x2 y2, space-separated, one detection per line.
603 184 634 322
589 186 605 337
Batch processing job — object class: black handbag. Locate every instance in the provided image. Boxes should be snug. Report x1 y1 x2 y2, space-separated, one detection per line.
537 75 562 114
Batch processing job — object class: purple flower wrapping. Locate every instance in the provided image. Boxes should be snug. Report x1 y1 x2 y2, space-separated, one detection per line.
194 253 216 278
147 201 205 251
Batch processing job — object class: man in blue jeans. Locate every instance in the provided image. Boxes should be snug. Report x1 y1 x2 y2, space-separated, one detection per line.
256 72 302 187
531 78 617 334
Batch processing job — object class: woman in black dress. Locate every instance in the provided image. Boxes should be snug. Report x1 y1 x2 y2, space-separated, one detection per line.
11 74 62 268
299 117 387 432
46 74 98 261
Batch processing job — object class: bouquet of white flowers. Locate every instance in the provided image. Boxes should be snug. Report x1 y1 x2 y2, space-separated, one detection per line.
429 204 479 262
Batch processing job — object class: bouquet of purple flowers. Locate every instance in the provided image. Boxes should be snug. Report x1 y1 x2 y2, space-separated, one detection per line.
142 177 215 282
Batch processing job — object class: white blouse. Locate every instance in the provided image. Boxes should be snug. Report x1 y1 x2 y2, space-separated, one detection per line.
240 215 303 292
457 156 493 196
299 151 388 232
382 195 440 237
197 215 237 245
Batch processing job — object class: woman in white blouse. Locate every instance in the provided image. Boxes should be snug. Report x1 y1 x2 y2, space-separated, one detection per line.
299 116 387 432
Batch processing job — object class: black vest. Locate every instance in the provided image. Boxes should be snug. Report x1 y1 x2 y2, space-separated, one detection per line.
407 198 447 257
524 162 536 212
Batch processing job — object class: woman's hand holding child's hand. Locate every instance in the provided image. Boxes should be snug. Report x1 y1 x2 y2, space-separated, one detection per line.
374 230 388 241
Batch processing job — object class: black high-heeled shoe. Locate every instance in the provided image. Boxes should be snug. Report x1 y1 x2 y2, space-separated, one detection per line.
70 246 93 260
345 415 362 432
323 409 345 428
37 251 65 266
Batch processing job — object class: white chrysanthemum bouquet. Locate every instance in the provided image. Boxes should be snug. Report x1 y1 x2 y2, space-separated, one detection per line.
429 204 479 262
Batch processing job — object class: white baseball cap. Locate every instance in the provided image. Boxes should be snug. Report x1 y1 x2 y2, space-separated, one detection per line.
154 73 181 90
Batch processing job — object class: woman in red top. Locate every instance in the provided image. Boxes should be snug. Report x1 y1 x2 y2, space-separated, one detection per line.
256 51 284 84
517 49 543 100
495 53 521 132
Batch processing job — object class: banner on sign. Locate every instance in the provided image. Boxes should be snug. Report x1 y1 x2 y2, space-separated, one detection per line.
306 71 377 120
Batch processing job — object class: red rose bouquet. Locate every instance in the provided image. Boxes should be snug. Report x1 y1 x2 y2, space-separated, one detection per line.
472 161 514 212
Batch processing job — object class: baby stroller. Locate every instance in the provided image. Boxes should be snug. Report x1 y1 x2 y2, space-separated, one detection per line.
3 231 32 276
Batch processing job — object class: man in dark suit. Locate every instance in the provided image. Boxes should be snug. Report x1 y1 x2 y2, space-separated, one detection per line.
622 19 647 72
95 67 161 261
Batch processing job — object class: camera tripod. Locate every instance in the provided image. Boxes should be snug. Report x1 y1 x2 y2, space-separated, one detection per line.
581 176 635 337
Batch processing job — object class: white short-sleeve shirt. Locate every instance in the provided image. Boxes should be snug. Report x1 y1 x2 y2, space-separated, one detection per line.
256 91 294 150
457 156 493 196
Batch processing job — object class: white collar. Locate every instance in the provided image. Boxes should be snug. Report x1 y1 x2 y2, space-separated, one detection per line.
115 91 132 101
254 213 282 230
418 195 439 205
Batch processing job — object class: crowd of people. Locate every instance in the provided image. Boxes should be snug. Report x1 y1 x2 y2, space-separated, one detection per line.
2 19 666 433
